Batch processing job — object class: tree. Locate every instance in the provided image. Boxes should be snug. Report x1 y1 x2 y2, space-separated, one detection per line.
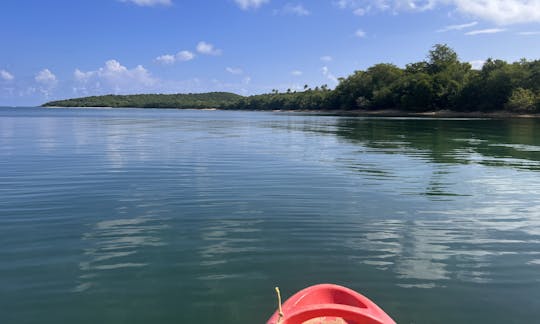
396 73 435 111
428 44 459 74
366 64 403 109
505 88 537 112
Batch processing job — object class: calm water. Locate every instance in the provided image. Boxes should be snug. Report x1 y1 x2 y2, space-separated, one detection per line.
1 107 539 324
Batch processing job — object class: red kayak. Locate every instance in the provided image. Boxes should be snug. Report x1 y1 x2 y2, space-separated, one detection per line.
267 284 396 324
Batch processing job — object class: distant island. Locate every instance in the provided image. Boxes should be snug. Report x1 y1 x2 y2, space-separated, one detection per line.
43 45 540 115
43 92 242 109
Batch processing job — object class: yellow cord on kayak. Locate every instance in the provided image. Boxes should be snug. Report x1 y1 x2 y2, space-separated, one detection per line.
275 287 284 322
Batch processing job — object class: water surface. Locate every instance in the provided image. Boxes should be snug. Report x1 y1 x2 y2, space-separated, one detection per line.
1 107 539 323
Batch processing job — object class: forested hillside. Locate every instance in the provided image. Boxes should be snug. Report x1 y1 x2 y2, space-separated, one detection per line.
43 92 242 109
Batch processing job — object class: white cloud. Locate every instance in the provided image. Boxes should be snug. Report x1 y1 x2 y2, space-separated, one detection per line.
176 50 195 61
353 7 367 15
334 0 357 9
100 60 156 87
344 0 436 12
322 66 339 84
196 41 222 56
355 29 367 38
155 50 195 64
121 0 172 6
0 69 14 81
437 21 478 32
155 54 176 64
335 1 540 25
34 69 58 98
280 3 310 16
74 69 95 82
74 60 157 94
35 69 57 86
234 0 270 10
465 28 506 35
320 55 333 62
451 0 540 25
469 60 486 70
291 70 303 76
226 67 244 75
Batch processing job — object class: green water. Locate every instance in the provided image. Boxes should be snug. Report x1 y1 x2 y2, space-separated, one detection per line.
1 107 539 323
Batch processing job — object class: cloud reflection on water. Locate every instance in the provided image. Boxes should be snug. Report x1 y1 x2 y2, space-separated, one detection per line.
75 215 168 292
304 118 540 288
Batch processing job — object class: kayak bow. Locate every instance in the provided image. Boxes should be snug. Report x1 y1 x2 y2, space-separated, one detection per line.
267 284 396 324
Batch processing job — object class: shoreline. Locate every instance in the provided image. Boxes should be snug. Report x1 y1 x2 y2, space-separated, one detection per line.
39 106 540 118
270 109 540 119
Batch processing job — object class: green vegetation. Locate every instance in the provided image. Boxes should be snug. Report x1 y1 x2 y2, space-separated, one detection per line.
44 45 540 113
43 92 242 109
223 44 540 113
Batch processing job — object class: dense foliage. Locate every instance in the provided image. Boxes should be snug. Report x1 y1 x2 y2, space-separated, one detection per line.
223 45 540 113
44 45 540 113
43 92 242 109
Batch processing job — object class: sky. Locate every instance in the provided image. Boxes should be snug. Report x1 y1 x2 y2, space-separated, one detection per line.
1 0 540 106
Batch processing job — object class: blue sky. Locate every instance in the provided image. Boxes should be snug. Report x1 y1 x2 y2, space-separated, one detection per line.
1 0 540 106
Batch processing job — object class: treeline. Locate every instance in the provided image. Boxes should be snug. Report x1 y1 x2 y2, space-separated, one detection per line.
222 44 540 113
44 45 540 112
43 92 242 109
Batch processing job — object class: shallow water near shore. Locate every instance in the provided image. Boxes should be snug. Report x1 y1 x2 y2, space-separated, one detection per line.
1 107 539 323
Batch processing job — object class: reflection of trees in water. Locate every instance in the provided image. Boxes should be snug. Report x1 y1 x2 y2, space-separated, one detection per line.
334 118 540 169
267 117 540 198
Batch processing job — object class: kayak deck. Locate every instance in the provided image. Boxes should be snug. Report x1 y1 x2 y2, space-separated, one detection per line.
303 317 348 324
267 284 396 324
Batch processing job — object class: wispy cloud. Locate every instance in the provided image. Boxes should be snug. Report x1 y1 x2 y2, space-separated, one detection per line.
234 0 270 10
291 70 303 76
155 50 195 64
465 28 506 36
353 8 366 16
322 66 338 84
320 56 333 62
335 0 435 13
335 1 540 25
155 54 176 65
0 69 14 81
355 29 366 38
334 0 358 9
121 0 172 7
226 67 244 75
278 3 310 16
210 76 253 95
437 21 478 32
518 31 540 35
196 41 222 56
